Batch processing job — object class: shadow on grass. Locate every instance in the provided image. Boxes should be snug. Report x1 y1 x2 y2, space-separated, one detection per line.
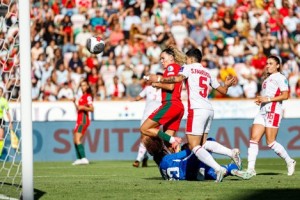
239 189 300 200
256 172 281 176
2 182 46 200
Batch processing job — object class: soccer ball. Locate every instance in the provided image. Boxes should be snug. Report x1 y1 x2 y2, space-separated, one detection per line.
86 36 105 54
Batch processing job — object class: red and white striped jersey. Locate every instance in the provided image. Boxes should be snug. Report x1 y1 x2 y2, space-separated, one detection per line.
179 63 220 110
260 72 289 113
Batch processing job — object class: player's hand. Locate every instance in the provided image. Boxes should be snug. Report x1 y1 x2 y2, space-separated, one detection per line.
148 74 158 83
225 75 237 87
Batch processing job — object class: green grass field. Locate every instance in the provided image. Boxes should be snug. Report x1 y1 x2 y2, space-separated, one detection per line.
1 158 300 200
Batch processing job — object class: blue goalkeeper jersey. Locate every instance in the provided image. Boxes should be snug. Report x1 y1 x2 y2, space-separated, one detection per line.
159 149 239 181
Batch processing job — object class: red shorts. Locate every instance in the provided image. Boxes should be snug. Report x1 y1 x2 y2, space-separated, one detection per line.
149 101 184 131
74 123 90 135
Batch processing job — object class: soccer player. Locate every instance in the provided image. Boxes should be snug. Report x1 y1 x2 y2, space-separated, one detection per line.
132 75 162 168
72 80 94 165
144 136 249 181
159 147 249 181
246 55 296 177
0 87 13 157
148 48 239 182
140 46 186 153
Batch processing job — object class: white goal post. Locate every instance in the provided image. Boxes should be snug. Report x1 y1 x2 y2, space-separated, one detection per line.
19 0 33 199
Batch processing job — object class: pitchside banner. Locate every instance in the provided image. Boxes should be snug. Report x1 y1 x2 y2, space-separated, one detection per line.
7 99 300 121
23 119 300 161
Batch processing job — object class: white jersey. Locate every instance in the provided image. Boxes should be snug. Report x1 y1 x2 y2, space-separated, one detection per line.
179 63 220 110
139 86 162 124
260 72 289 114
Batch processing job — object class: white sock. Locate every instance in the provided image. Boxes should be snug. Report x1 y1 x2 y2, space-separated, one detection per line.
247 140 258 170
203 140 232 157
192 145 221 171
268 141 293 164
136 142 147 162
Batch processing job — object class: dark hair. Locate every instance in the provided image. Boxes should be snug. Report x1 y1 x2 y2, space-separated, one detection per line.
81 79 93 95
268 55 282 65
186 48 203 63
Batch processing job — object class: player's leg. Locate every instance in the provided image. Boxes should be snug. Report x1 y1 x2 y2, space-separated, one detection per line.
188 134 226 182
265 127 296 176
133 136 148 168
202 135 242 169
246 123 265 176
141 103 183 151
187 109 226 182
72 124 88 165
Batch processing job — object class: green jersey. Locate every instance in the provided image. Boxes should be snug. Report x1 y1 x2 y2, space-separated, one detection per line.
0 97 9 119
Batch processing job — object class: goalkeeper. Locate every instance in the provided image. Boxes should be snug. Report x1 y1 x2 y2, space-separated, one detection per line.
0 87 13 157
144 136 250 181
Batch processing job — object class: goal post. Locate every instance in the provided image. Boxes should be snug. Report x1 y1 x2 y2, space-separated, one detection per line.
19 0 33 199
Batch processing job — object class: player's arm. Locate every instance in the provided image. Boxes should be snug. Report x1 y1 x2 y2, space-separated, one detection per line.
256 91 289 105
148 74 186 83
78 104 94 112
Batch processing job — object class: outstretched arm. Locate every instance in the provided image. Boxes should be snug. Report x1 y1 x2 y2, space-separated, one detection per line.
147 74 186 83
215 76 237 95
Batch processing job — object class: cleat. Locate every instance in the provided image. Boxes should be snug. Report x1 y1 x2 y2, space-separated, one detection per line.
142 157 148 167
132 160 140 168
215 167 227 182
231 148 242 170
287 160 296 176
72 159 82 166
81 158 89 165
245 168 256 178
171 137 182 153
231 169 251 180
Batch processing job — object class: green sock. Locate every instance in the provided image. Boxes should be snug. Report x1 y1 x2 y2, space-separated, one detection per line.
157 130 171 142
0 140 4 156
77 144 86 158
74 144 81 159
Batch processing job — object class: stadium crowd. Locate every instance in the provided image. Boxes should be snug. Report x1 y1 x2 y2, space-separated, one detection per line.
2 0 300 101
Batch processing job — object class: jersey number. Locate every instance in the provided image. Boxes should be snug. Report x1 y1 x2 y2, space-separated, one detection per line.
167 167 180 180
199 76 208 98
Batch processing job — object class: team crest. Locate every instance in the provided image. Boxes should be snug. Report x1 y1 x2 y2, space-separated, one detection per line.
168 66 174 72
284 79 288 85
263 82 266 89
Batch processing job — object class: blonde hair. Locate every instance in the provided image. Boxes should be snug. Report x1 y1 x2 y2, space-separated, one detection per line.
162 45 186 66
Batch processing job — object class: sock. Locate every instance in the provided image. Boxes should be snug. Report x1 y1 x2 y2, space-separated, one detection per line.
0 140 3 156
203 140 232 157
247 140 258 170
192 145 221 172
268 141 293 164
136 142 147 162
74 143 81 159
77 144 86 159
158 130 172 143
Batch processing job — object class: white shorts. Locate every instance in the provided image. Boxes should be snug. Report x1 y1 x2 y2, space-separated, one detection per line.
186 109 214 135
253 112 282 128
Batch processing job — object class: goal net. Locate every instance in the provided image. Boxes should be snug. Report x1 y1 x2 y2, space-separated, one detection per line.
0 0 32 199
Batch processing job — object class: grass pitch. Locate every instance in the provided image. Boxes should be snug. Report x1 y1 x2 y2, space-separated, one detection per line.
1 158 300 200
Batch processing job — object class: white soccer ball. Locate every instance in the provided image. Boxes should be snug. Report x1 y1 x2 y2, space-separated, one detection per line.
86 36 105 54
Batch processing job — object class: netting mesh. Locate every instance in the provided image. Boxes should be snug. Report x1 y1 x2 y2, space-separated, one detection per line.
0 0 22 199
